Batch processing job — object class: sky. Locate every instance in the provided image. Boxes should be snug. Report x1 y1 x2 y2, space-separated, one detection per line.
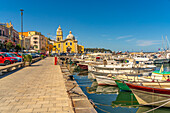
1 0 170 52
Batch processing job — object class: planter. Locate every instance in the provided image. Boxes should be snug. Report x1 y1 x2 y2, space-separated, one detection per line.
25 62 31 66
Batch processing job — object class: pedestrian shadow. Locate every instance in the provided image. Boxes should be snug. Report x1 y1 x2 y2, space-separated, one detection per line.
0 67 25 79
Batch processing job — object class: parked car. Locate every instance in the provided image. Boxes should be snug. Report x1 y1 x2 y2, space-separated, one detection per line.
27 53 40 58
68 53 75 56
0 53 17 65
60 53 67 56
10 52 22 58
4 53 22 62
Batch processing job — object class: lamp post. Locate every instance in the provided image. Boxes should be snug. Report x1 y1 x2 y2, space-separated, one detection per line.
47 33 50 56
20 9 24 53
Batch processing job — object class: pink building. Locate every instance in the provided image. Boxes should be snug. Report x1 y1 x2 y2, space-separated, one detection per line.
0 22 19 44
0 25 9 43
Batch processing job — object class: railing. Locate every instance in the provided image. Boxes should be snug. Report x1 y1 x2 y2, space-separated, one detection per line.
0 57 42 75
0 62 24 75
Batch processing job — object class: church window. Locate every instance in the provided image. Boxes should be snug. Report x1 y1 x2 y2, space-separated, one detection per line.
57 38 59 41
58 44 60 48
70 42 72 45
66 42 67 45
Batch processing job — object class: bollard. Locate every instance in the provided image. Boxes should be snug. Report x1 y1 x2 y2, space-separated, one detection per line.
54 57 57 65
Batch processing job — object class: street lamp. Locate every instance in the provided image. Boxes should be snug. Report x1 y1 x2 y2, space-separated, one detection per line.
20 9 24 53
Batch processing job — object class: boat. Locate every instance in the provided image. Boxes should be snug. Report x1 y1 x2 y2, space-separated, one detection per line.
77 63 88 70
126 82 170 107
112 91 139 108
95 75 117 86
151 65 170 81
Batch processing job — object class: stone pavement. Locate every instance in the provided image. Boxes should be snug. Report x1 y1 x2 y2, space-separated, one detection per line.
0 57 74 113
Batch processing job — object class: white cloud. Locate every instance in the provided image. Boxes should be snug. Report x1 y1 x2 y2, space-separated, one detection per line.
126 38 136 42
116 35 133 39
136 40 161 46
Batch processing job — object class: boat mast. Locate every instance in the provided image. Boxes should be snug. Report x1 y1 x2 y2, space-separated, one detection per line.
161 35 164 52
165 35 170 50
165 35 167 51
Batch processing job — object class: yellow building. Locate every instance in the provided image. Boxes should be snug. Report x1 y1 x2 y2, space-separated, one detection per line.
55 25 84 53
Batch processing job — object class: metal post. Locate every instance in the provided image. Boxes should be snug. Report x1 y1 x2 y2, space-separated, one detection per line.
20 9 24 53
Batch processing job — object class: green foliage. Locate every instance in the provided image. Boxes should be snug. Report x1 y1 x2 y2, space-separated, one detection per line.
48 38 52 41
34 45 38 49
41 55 45 59
15 44 21 52
26 54 32 62
22 54 27 62
6 42 14 50
0 41 4 49
84 48 112 53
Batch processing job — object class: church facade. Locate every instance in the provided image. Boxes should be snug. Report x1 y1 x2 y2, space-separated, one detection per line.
53 25 84 54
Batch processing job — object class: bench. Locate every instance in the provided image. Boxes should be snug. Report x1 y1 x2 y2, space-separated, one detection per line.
0 62 24 75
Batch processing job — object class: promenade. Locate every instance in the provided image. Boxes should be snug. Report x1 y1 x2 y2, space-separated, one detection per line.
0 57 74 113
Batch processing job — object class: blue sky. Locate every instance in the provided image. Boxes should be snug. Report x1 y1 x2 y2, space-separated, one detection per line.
1 0 170 52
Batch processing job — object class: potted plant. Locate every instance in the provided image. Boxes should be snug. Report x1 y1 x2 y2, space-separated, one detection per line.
22 54 27 66
26 54 32 66
41 55 45 59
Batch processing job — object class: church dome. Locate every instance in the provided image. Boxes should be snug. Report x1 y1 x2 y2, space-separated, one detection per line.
66 31 75 40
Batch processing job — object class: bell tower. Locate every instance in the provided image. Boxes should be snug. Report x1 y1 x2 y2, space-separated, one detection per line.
56 25 63 42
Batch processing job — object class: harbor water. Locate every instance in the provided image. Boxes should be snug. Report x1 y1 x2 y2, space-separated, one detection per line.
70 63 170 113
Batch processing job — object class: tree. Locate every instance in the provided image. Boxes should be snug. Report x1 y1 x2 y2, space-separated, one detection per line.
15 44 21 52
0 41 4 50
5 40 16 51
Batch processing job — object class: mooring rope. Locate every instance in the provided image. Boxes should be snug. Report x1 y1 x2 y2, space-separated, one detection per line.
96 106 111 113
142 98 170 106
89 99 111 113
93 102 112 107
143 101 170 113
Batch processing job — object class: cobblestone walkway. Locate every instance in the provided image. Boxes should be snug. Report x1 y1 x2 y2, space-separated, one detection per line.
0 57 74 113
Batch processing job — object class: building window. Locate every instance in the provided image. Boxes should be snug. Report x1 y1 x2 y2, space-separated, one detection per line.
70 42 72 45
3 31 4 36
34 41 38 44
66 42 67 45
57 38 59 41
0 30 1 36
34 37 38 40
58 44 60 48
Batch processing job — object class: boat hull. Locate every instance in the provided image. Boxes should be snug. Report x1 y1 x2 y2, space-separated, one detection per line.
77 64 88 70
126 83 170 107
